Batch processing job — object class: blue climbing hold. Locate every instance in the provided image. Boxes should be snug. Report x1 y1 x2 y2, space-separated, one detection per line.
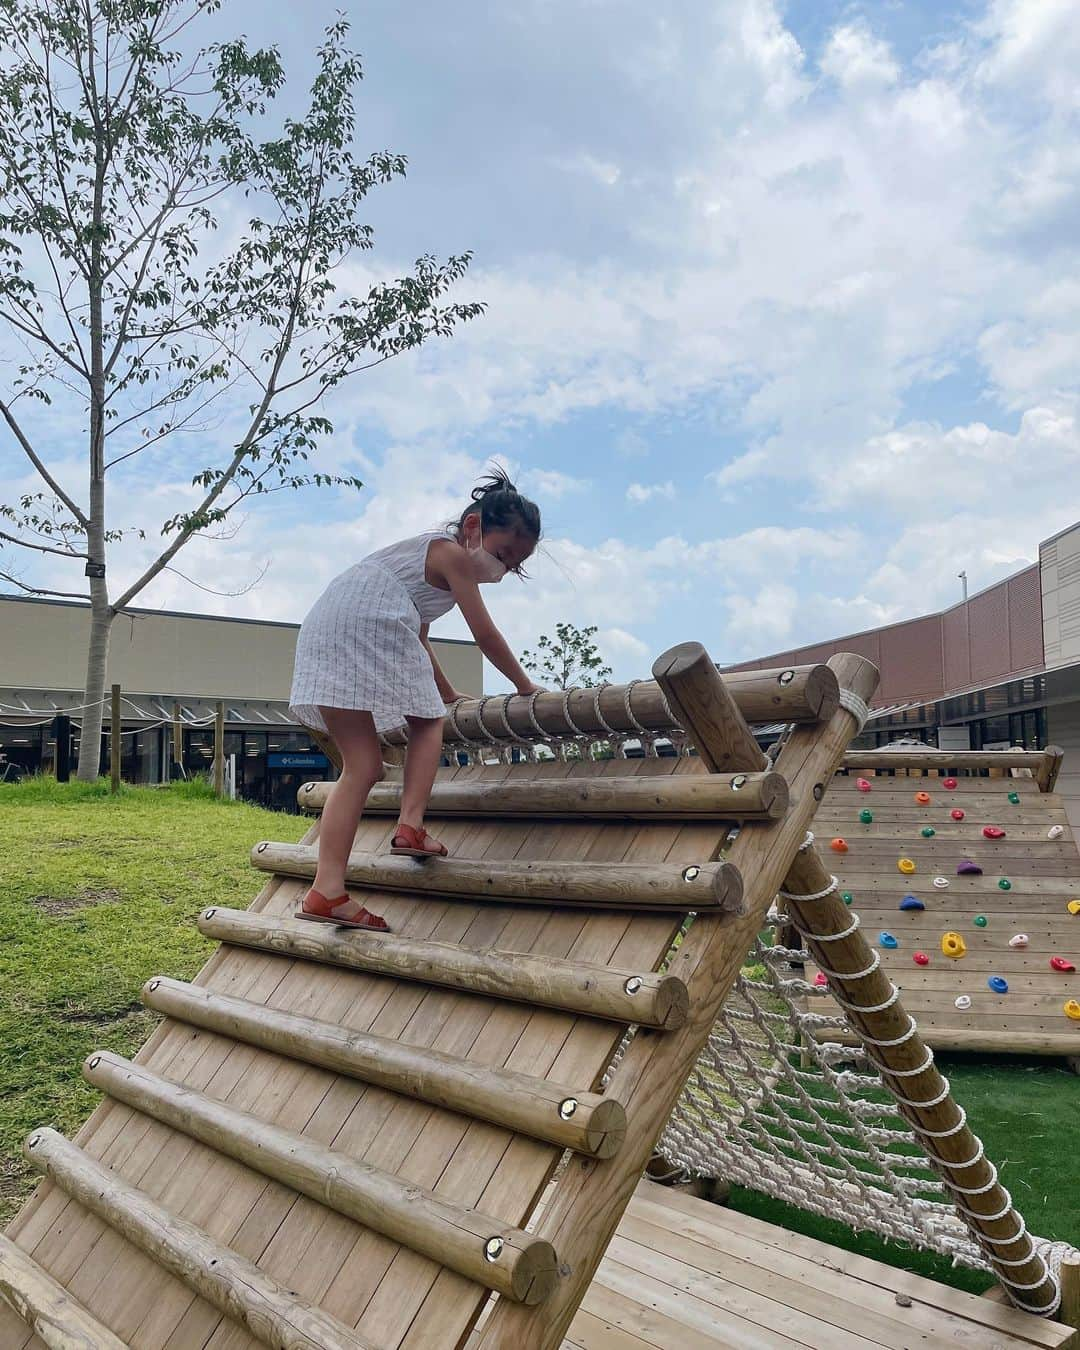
899 895 925 911
879 931 899 949
988 976 1009 994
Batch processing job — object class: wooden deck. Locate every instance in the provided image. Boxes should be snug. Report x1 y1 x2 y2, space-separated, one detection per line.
556 1181 1077 1350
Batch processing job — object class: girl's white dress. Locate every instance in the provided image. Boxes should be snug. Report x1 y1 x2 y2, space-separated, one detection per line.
289 531 457 734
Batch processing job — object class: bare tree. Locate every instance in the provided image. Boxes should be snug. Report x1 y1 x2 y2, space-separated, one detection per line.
0 0 481 778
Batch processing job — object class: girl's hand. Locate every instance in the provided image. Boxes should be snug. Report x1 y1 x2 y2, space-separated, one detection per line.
516 680 547 696
443 689 469 704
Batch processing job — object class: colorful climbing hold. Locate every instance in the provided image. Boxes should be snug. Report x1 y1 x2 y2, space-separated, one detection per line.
1050 956 1077 973
856 778 872 793
933 876 950 889
921 826 936 838
1009 933 1029 949
1008 791 1021 805
951 808 965 821
879 932 899 949
988 976 1009 994
914 791 932 805
831 837 849 853
1068 900 1080 916
913 951 930 965
941 932 967 960
998 878 1012 891
943 778 958 789
841 891 854 905
957 860 983 876
954 995 972 1010
899 895 925 911
1048 824 1065 840
859 808 873 824
897 858 916 875
814 972 828 987
973 914 988 928
1065 1000 1080 1021
983 826 1006 840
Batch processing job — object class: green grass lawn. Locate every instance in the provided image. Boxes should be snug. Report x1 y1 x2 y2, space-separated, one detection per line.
0 777 1076 1302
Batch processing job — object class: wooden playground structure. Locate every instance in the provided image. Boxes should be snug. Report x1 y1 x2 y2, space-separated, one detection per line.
806 749 1080 1059
1 645 1077 1349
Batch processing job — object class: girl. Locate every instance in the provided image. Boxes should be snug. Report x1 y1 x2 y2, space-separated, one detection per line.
288 470 544 932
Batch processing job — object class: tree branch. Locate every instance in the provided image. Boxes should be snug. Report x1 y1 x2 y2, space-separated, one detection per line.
0 397 88 525
0 567 90 600
0 527 87 559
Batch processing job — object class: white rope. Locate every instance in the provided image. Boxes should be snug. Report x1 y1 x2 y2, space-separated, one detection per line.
839 688 871 730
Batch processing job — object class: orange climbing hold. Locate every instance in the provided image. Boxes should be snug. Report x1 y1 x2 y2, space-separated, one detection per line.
914 791 931 805
831 838 849 853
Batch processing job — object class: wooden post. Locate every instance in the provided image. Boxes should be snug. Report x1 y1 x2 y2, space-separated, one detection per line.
198 906 690 1029
299 769 790 822
1060 1252 1080 1334
652 642 768 775
109 684 120 793
213 701 225 798
1037 745 1065 794
249 840 744 913
141 977 627 1158
84 1052 557 1305
0 1232 127 1349
477 650 879 1350
22 1128 370 1350
171 701 183 779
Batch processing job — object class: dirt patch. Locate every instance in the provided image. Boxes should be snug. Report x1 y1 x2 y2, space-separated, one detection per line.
31 886 121 915
55 1000 144 1025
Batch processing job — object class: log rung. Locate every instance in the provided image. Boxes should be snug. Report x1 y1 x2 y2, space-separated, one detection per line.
22 1128 373 1350
141 977 628 1158
251 841 745 914
199 907 690 1029
298 769 790 821
83 1053 558 1305
0 1232 127 1349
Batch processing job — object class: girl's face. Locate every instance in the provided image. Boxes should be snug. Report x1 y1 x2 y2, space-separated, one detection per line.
463 512 537 574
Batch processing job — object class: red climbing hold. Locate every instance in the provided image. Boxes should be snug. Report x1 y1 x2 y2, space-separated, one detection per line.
856 778 872 792
831 837 849 853
982 826 1006 840
943 778 958 789
814 972 828 986
913 952 930 966
951 808 965 821
1050 956 1076 973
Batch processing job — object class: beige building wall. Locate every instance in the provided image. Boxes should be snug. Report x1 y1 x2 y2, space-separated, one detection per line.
0 596 482 702
1041 521 1080 668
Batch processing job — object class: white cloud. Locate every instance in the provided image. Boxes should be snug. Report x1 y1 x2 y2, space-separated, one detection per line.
820 22 900 90
626 480 675 503
521 468 589 499
551 151 621 186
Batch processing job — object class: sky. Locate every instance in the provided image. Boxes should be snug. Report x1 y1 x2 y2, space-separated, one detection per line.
4 0 1080 689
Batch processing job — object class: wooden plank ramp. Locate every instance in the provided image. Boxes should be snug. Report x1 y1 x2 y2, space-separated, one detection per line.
805 754 1080 1056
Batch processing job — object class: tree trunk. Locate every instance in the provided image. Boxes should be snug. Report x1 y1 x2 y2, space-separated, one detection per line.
76 597 113 781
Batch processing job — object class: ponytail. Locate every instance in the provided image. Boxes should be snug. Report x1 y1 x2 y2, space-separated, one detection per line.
452 468 542 553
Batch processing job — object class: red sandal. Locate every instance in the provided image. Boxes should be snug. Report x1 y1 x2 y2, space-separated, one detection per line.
390 824 448 858
298 890 390 931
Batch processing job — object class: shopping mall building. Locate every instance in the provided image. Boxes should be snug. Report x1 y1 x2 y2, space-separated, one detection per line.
0 597 481 809
731 518 1080 826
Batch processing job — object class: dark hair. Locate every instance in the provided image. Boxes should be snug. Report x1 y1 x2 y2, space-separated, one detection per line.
453 468 542 568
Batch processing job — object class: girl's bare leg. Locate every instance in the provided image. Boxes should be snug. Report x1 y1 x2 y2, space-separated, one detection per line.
397 715 445 845
312 707 383 897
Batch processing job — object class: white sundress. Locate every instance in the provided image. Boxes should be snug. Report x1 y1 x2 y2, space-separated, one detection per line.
289 530 458 734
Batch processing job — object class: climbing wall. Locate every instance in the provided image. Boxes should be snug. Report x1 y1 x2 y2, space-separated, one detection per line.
809 753 1080 1056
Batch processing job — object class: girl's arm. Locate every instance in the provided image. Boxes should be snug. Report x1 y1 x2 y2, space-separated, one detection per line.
428 542 543 695
419 623 464 702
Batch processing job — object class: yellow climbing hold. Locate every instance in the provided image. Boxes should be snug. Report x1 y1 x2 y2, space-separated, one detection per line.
1068 899 1080 916
1065 1000 1080 1022
941 931 967 960
897 858 916 875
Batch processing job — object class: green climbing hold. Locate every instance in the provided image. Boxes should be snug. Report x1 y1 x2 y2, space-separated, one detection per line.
921 826 936 838
998 878 1012 891
1008 791 1021 805
974 914 988 928
841 891 853 905
859 808 873 824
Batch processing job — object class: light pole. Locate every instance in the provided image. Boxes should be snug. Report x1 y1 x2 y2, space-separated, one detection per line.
958 570 968 603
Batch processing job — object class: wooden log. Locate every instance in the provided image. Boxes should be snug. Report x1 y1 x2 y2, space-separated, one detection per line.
842 750 1048 773
109 684 120 794
1037 746 1065 795
83 1052 557 1305
0 1232 127 1350
213 700 225 798
379 664 839 749
250 840 744 914
22 1127 372 1350
198 906 689 1029
140 977 627 1158
780 843 1059 1315
652 643 767 775
297 770 789 821
1060 1252 1080 1333
476 649 880 1350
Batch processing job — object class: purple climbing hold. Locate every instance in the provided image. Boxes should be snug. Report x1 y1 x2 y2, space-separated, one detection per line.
957 860 983 876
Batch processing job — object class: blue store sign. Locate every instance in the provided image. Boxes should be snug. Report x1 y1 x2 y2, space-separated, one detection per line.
267 752 329 770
